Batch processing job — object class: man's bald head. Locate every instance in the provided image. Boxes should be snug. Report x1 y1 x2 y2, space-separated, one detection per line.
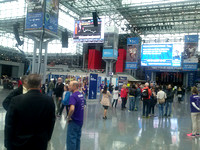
69 81 79 92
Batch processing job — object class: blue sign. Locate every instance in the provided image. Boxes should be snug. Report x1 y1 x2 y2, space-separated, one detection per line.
45 0 59 34
141 44 181 67
183 63 198 70
127 37 140 45
185 35 199 43
125 62 137 69
188 72 197 87
103 49 118 58
25 1 43 31
97 77 101 93
89 74 98 99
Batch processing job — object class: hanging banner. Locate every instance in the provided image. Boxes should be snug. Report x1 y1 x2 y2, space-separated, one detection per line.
45 0 59 34
188 72 197 87
25 0 59 35
183 35 199 64
88 73 98 99
97 76 101 93
125 37 139 69
25 0 44 31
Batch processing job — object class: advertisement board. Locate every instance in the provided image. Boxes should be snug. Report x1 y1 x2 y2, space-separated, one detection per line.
88 74 98 99
102 49 118 59
44 0 59 34
73 19 104 43
25 0 44 31
125 37 139 69
141 43 183 67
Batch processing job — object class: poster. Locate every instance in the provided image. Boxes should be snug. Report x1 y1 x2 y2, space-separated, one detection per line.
88 74 98 99
45 0 59 34
125 37 139 69
25 0 44 31
183 35 199 63
188 72 197 87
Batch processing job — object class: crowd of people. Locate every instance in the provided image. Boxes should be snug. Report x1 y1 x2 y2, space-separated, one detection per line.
1 74 200 150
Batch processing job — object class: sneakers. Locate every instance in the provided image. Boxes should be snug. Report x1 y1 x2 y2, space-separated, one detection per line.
135 108 138 111
164 114 167 117
168 115 171 117
187 133 196 137
196 133 200 136
128 110 131 112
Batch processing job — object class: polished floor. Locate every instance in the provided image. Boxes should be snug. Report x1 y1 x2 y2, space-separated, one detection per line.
0 86 200 150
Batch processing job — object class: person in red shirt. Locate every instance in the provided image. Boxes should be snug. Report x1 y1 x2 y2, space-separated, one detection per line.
142 82 152 118
121 84 127 110
18 78 22 88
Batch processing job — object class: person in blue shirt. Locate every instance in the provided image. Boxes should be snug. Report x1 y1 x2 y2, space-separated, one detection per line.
58 85 70 117
187 87 200 137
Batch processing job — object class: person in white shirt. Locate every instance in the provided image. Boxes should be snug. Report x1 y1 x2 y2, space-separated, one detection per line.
157 86 167 118
112 87 119 108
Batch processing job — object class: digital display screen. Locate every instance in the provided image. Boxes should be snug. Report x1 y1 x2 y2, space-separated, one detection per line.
141 43 183 67
73 19 104 43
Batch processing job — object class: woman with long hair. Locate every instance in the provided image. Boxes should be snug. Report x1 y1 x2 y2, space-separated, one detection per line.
101 86 112 119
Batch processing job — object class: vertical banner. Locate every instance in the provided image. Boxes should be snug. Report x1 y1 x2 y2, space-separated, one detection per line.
97 76 101 93
125 37 140 69
45 0 59 34
183 35 199 63
89 74 98 99
25 0 44 31
188 72 197 87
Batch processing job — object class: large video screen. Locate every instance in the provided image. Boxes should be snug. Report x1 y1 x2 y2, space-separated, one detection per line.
141 43 183 67
73 19 104 43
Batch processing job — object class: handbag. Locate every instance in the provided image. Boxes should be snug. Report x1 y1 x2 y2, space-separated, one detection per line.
158 98 165 104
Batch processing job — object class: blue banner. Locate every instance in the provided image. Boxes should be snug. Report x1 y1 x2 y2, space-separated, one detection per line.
127 37 140 45
97 77 101 93
89 74 98 99
25 1 43 30
103 49 118 58
125 62 137 69
185 35 199 43
45 0 59 34
188 72 197 87
183 63 198 70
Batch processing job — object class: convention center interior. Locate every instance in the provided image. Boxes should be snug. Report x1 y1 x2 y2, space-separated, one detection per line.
0 0 200 150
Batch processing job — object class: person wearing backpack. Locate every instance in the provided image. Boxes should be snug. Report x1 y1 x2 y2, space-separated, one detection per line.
142 83 152 118
164 84 174 117
157 86 167 118
128 85 137 112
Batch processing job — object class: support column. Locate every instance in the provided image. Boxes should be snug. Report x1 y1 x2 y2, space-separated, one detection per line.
0 65 2 77
32 41 37 73
42 42 48 84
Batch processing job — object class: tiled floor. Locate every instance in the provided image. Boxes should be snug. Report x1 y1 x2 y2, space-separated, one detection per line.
0 86 200 150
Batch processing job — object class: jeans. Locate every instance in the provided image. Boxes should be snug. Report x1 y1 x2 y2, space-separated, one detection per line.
165 102 172 116
67 121 82 150
129 97 135 111
121 97 126 109
135 96 140 110
159 104 164 117
48 90 53 97
112 99 118 108
143 100 150 117
149 101 155 115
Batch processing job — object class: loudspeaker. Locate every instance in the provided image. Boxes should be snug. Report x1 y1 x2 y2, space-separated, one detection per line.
62 30 68 48
92 12 98 27
13 23 24 46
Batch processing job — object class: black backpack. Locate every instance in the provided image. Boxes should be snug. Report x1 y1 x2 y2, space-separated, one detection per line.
142 89 149 98
129 88 136 96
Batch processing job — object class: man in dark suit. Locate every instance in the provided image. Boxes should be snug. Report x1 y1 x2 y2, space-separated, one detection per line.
5 74 55 150
2 75 28 111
